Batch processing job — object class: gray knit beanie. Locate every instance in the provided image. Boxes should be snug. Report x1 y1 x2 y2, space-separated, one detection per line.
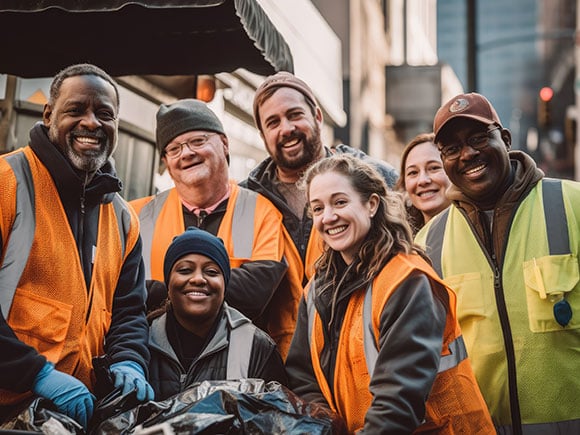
156 99 226 154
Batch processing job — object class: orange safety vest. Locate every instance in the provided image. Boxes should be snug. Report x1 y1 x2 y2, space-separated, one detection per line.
0 147 139 405
131 181 301 359
306 253 494 434
131 181 286 279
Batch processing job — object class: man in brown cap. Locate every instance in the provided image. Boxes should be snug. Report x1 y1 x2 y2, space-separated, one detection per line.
242 71 398 289
130 99 298 358
415 92 580 433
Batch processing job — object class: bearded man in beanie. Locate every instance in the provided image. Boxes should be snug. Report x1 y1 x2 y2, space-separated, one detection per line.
241 72 398 292
415 92 580 433
147 227 287 401
130 99 296 358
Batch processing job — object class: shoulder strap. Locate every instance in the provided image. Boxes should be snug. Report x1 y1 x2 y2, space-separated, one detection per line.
0 152 35 317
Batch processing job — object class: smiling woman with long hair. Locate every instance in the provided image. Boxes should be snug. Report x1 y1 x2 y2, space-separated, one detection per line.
285 154 493 434
396 132 451 234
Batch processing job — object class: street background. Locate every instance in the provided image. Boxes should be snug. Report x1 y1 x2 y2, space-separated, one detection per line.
0 0 576 198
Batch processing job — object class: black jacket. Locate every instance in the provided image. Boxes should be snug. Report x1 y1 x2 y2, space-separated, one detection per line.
148 303 288 401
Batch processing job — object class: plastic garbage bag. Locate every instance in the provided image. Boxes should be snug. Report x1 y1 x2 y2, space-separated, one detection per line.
0 397 83 434
94 379 347 435
1 379 347 434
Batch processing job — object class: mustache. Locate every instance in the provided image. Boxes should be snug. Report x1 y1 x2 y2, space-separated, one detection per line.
277 131 305 149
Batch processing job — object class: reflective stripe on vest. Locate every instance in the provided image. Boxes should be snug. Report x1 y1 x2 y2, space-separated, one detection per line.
230 188 257 259
307 280 468 378
306 282 316 346
226 321 254 380
0 153 35 317
361 283 467 376
424 208 450 277
139 189 171 279
425 179 568 277
139 187 258 277
362 284 378 376
112 194 130 260
496 418 580 435
542 178 570 255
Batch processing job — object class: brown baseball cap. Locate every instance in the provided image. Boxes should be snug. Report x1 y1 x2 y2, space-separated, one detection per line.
433 93 502 142
252 71 318 131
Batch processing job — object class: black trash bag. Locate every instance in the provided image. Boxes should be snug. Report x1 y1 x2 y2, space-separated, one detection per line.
91 379 347 435
89 385 146 430
92 354 116 400
0 355 143 435
0 396 84 434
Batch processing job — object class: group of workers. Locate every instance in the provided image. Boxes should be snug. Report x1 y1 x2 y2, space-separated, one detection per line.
0 62 578 435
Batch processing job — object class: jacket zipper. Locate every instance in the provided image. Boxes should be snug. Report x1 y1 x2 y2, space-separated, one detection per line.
182 342 227 391
81 173 93 324
491 254 522 435
459 208 522 434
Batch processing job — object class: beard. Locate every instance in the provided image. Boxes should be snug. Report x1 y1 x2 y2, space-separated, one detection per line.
272 123 323 170
49 124 111 172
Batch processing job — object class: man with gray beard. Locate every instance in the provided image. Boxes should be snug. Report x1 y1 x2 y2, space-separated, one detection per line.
0 64 152 428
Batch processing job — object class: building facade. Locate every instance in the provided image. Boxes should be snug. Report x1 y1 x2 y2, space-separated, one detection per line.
0 0 344 199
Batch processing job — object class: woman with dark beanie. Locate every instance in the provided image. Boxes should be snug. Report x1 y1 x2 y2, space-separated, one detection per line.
147 227 287 401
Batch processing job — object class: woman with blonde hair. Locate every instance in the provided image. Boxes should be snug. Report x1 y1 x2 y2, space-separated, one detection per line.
285 154 492 433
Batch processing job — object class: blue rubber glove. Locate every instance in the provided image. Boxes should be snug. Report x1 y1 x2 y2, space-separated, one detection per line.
32 362 95 428
110 361 154 402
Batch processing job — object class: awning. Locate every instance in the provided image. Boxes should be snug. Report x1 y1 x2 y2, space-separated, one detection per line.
0 0 294 78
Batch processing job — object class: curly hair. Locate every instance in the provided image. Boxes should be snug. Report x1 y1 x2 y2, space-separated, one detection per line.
301 154 427 282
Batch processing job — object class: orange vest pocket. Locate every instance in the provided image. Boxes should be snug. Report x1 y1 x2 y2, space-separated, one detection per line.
7 288 73 364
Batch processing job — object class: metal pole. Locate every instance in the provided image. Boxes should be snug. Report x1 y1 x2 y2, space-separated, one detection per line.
575 0 580 180
467 0 477 91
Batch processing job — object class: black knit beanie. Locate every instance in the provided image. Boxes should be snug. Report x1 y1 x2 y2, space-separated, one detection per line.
163 227 231 287
156 99 226 154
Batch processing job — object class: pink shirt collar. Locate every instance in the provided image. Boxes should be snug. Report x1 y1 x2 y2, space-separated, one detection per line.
181 183 231 216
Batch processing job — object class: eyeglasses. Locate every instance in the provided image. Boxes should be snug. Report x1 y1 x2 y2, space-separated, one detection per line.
438 126 501 161
164 133 218 159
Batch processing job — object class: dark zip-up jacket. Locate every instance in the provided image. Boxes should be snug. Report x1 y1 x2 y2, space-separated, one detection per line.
148 303 288 401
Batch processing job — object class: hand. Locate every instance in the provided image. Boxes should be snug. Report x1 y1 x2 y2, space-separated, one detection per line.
110 361 154 402
32 362 95 428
